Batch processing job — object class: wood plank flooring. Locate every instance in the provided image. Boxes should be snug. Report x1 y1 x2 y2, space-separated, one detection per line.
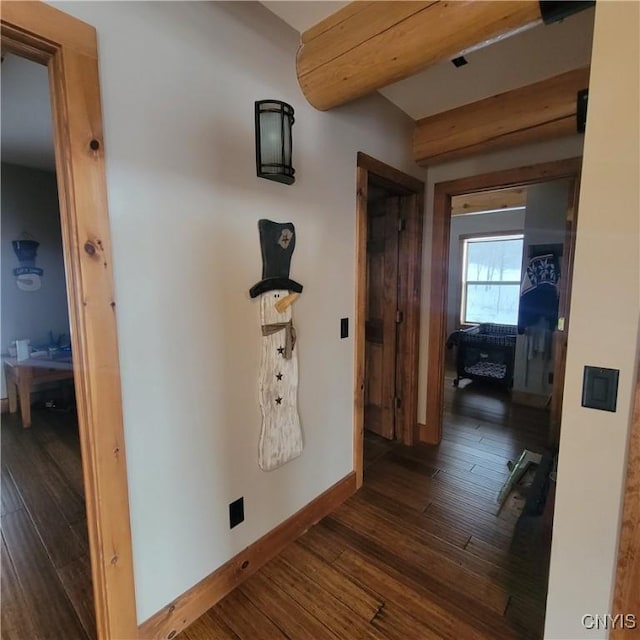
1 376 551 640
1 408 94 640
188 378 551 640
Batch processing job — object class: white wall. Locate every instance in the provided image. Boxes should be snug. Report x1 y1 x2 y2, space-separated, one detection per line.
53 0 425 623
0 163 70 397
446 209 526 339
545 1 640 638
417 135 586 422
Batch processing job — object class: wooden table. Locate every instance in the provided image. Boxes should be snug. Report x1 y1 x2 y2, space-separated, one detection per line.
3 357 74 428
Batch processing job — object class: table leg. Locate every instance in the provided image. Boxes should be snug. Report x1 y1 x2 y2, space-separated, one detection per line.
5 371 17 414
17 367 32 428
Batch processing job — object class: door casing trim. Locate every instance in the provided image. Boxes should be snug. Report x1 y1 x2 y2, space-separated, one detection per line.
354 152 424 487
1 3 138 638
424 157 583 444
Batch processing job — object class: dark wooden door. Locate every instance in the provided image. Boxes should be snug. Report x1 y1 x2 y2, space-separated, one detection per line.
364 196 400 439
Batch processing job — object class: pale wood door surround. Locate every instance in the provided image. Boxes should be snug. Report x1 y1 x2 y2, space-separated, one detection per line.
611 364 640 639
423 158 583 446
1 3 138 639
355 153 424 488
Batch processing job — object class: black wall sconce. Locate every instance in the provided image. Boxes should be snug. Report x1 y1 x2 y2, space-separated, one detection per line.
255 100 295 185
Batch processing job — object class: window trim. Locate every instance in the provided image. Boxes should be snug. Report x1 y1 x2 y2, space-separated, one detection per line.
459 231 524 326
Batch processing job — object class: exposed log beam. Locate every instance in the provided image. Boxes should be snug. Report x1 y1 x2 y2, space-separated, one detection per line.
297 1 543 111
413 67 590 166
451 188 527 216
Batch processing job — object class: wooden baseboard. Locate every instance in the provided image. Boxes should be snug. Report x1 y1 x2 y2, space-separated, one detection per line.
138 472 357 640
418 422 439 445
511 390 550 409
1 398 8 413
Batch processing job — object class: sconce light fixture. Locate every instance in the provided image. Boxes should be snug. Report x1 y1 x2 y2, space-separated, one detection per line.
255 100 295 185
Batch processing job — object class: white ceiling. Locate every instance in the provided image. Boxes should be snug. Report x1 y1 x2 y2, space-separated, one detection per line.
261 1 349 33
261 2 595 120
1 53 56 172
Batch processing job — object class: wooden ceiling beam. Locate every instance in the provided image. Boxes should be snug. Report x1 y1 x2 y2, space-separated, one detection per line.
451 188 527 216
297 1 542 111
413 67 590 166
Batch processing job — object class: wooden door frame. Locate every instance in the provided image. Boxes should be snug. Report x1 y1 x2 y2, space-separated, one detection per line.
1 3 138 639
354 152 425 488
611 355 640 638
424 157 582 445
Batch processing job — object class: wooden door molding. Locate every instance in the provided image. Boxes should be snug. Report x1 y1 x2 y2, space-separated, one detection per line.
611 360 640 639
1 3 138 639
424 157 582 445
548 176 582 446
355 152 424 487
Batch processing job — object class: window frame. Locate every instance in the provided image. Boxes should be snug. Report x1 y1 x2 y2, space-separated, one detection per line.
459 230 524 326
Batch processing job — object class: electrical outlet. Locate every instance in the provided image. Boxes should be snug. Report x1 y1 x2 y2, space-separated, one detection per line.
229 497 244 529
340 317 349 339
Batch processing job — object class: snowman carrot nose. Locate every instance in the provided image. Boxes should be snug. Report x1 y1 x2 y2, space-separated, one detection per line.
274 292 299 313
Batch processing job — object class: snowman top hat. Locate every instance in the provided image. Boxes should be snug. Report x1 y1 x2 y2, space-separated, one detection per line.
250 219 303 299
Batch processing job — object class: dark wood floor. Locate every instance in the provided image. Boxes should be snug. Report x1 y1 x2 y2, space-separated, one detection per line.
1 408 94 640
187 378 551 640
1 377 551 640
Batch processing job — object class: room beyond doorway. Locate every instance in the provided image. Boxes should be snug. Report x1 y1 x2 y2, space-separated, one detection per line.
445 179 573 436
424 158 582 449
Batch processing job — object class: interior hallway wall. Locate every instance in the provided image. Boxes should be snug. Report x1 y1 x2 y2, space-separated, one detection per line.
53 0 425 622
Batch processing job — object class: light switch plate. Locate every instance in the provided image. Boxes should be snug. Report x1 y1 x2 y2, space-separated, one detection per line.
340 317 349 339
581 366 619 412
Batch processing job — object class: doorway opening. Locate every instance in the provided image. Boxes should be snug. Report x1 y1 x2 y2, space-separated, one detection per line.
444 179 575 440
423 159 581 635
353 158 583 639
1 4 137 639
425 159 582 447
1 52 96 638
354 153 424 487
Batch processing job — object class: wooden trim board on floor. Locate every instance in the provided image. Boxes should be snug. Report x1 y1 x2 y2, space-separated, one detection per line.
138 472 357 640
354 152 424 488
1 3 138 639
424 158 582 445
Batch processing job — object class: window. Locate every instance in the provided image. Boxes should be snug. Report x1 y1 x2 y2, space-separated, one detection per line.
461 234 524 325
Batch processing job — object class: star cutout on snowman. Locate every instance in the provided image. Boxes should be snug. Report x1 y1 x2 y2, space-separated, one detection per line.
250 219 304 471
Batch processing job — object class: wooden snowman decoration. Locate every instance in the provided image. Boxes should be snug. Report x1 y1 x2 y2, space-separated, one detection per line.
249 220 304 471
